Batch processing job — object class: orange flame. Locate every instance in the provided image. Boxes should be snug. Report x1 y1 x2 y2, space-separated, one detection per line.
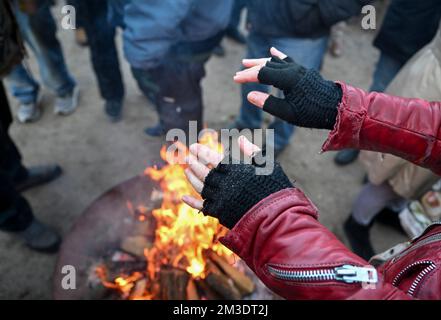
97 131 234 299
144 131 233 279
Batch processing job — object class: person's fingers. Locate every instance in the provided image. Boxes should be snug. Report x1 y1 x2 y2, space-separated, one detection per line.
186 154 210 182
238 136 261 157
184 168 204 194
247 91 270 108
233 65 262 83
261 95 295 125
270 47 288 60
189 144 223 168
242 57 270 68
182 195 203 211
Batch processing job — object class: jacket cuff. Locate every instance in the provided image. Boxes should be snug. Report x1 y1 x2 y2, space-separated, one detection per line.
220 188 318 258
321 81 367 152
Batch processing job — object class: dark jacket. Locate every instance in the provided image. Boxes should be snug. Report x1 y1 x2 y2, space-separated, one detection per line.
0 0 24 77
374 0 441 64
247 0 371 38
221 82 441 300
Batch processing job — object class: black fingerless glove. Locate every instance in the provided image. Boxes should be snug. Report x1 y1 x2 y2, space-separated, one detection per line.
258 56 342 130
200 153 293 229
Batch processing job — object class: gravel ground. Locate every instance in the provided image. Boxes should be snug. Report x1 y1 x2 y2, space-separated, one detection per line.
0 4 406 299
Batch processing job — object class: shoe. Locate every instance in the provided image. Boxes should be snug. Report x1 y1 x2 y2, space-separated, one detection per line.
212 44 226 57
144 123 166 137
375 208 406 235
17 101 41 123
334 149 360 166
105 100 123 122
20 219 61 253
225 28 246 44
14 164 62 192
343 215 375 260
54 86 80 116
17 92 42 123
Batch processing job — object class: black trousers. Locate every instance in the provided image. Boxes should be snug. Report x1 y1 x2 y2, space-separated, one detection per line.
0 82 33 232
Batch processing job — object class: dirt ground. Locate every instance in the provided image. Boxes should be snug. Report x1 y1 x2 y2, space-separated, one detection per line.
0 7 406 299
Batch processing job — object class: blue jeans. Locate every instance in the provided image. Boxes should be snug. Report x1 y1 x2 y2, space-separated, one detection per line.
236 33 329 150
370 52 404 92
6 0 75 104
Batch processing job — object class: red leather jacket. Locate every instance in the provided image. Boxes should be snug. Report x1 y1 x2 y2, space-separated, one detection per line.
220 83 441 300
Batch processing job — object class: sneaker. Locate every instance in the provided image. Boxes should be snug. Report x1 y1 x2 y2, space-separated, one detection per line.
14 164 63 192
17 92 42 123
105 100 123 122
20 219 61 253
54 86 80 116
334 149 360 166
343 215 375 260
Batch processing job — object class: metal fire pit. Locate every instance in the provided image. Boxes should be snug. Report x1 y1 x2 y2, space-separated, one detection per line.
53 175 277 300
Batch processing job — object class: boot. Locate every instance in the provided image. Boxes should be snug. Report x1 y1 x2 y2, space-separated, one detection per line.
343 215 375 260
15 165 62 192
20 219 61 253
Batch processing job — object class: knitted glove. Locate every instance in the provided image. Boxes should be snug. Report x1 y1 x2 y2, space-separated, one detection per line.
258 56 342 130
201 153 293 229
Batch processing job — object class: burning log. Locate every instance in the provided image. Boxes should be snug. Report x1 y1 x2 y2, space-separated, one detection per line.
130 279 147 299
195 279 222 300
205 260 242 300
159 267 190 300
120 236 151 258
207 251 255 296
186 279 200 300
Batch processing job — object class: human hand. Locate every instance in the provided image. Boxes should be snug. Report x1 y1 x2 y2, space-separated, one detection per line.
183 136 293 229
234 47 342 130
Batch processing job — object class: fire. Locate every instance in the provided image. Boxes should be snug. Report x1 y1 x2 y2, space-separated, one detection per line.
144 132 233 279
96 131 235 299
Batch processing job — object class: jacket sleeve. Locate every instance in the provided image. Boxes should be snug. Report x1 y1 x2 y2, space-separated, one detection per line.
220 188 411 300
122 0 194 70
317 0 373 27
322 82 441 176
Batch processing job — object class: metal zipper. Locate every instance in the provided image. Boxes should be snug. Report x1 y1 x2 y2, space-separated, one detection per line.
268 264 378 284
391 260 436 297
392 233 441 263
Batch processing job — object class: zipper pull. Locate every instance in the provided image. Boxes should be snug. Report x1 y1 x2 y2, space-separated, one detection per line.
334 265 378 284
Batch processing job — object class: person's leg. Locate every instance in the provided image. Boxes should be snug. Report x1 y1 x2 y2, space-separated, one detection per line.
268 36 329 152
234 33 271 130
78 0 125 121
17 0 78 115
352 182 402 226
225 0 247 44
6 63 40 105
154 60 206 135
335 52 404 165
0 84 60 252
369 52 404 92
344 182 402 260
